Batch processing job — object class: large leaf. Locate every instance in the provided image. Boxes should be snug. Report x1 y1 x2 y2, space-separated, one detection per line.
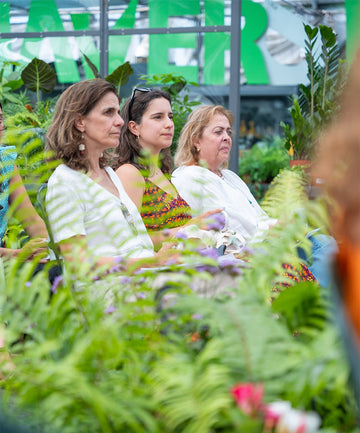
105 61 133 98
271 281 328 340
3 70 23 90
21 57 57 94
168 80 186 96
82 52 101 79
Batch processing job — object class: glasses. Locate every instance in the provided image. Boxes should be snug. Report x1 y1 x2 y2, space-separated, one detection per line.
128 87 152 120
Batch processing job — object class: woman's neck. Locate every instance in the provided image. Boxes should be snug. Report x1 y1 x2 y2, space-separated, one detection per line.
196 159 223 177
148 154 161 175
87 156 103 177
208 167 223 178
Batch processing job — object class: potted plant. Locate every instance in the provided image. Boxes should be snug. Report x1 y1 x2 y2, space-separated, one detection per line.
239 137 290 201
281 24 345 165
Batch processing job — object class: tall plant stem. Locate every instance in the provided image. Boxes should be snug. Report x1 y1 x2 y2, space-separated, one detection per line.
310 45 315 118
321 35 329 111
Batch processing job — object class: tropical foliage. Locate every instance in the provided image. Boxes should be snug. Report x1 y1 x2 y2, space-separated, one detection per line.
281 24 345 160
0 162 359 432
83 53 133 100
0 51 358 433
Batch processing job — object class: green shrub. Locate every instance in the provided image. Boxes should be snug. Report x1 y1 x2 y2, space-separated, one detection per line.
0 60 358 433
239 138 290 185
0 178 358 432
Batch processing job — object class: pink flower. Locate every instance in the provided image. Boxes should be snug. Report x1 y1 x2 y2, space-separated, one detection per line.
230 382 264 417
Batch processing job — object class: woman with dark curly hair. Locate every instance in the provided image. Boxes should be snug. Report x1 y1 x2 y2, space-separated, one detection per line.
113 88 219 250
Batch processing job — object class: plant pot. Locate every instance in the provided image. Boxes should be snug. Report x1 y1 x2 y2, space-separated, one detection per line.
289 159 313 179
289 159 312 169
289 159 323 190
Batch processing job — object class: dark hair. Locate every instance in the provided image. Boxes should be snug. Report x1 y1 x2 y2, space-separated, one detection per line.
113 88 174 174
46 79 119 172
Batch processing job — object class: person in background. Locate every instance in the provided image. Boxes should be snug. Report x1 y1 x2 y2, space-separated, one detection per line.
315 46 360 338
172 105 276 244
172 104 321 284
113 88 221 250
314 45 360 404
0 102 47 260
45 79 178 271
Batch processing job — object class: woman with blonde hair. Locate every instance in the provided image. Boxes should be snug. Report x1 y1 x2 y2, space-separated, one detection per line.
172 104 323 285
173 104 276 243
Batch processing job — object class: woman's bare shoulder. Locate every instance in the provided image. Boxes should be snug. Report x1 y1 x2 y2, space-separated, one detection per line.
116 163 141 176
116 164 145 185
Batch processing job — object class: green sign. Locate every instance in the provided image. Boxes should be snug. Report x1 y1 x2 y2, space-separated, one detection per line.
0 0 356 84
345 0 360 62
0 0 271 84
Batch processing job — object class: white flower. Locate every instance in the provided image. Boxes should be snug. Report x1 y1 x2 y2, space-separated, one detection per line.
276 409 321 433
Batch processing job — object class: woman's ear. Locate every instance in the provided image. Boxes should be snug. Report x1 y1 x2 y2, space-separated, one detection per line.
193 137 200 151
128 120 139 136
74 114 85 132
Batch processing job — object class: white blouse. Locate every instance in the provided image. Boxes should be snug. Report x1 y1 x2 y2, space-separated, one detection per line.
172 165 277 242
46 164 154 260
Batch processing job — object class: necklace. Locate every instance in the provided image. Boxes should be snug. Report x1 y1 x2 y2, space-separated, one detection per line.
210 168 223 178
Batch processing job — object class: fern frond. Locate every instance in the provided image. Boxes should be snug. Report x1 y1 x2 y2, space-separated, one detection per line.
261 168 309 221
151 338 232 433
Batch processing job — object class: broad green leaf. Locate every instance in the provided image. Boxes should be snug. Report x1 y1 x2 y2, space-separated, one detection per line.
105 61 133 98
21 57 56 94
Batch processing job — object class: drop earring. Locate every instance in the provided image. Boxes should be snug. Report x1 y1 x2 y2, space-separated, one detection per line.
79 134 85 155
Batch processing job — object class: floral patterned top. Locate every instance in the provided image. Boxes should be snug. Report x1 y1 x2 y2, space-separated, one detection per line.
141 177 192 231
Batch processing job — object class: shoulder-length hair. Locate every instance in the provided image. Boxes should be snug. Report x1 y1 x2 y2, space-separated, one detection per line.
113 88 174 174
46 79 118 172
174 105 233 168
